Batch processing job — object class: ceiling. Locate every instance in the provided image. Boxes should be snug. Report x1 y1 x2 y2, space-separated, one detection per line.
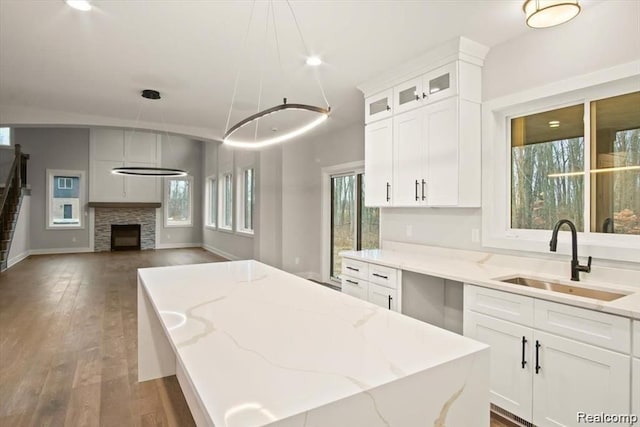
0 0 538 142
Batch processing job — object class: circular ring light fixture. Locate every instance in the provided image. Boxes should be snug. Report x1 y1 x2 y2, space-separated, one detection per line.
223 100 330 149
111 167 187 177
523 0 581 28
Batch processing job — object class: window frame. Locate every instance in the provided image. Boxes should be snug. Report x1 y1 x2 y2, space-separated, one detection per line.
218 171 234 231
0 127 11 148
236 167 255 236
205 174 217 229
46 169 85 230
482 65 639 263
164 175 194 228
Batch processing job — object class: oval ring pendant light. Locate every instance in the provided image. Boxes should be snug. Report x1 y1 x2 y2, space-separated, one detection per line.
110 90 189 177
222 0 331 149
523 0 581 28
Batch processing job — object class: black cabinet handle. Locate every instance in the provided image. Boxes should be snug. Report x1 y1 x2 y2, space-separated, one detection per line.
415 94 420 101
422 92 427 99
535 340 541 374
388 295 393 310
386 105 391 111
386 182 390 202
346 279 359 285
415 180 419 201
346 266 359 272
373 273 388 279
421 179 426 201
521 336 527 369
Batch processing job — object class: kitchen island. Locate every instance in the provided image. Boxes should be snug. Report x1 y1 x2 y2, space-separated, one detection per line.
138 260 489 427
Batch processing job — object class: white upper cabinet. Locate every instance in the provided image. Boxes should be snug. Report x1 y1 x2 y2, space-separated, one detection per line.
364 118 393 207
359 37 488 208
364 89 393 124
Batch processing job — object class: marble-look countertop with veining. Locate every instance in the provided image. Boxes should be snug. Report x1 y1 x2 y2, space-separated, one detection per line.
138 260 489 427
341 243 640 320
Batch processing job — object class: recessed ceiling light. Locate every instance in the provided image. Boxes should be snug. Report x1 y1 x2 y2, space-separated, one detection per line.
306 56 322 66
549 120 560 128
65 0 92 11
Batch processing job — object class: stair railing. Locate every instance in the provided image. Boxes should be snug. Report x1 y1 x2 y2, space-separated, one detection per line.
0 144 27 221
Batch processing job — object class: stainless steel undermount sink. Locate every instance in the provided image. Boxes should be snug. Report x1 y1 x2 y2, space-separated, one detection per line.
499 276 628 302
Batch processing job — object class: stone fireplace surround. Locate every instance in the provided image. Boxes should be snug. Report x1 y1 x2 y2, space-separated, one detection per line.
93 206 157 252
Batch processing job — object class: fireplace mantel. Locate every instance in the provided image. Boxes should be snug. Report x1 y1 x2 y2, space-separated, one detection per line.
89 202 161 208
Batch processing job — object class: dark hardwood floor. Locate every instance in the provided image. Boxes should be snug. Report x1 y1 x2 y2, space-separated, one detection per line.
0 248 516 426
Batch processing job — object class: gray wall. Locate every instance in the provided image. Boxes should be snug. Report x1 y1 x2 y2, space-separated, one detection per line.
158 134 203 246
16 127 91 250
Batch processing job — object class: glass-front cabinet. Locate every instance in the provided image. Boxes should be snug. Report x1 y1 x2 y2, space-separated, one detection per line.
394 77 423 115
364 89 393 124
422 62 458 104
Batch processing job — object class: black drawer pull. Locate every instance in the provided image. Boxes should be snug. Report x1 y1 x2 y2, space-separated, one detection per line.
521 336 527 369
535 340 541 374
345 279 359 285
388 295 393 310
372 273 388 280
346 266 359 272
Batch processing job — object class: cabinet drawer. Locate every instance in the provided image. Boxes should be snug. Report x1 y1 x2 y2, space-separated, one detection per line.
341 259 369 280
368 264 398 289
341 277 369 302
368 283 398 311
634 320 640 357
534 300 631 353
464 285 534 326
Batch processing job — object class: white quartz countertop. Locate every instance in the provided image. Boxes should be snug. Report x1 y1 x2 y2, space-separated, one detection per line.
341 247 640 320
138 260 488 427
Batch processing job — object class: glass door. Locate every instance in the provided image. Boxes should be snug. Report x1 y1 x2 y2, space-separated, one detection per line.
330 172 380 280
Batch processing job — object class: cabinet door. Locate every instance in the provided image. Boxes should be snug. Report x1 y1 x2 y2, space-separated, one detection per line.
368 283 398 312
424 97 458 206
393 109 424 206
633 358 639 419
364 118 393 207
422 61 457 104
364 89 393 124
464 311 533 422
394 77 423 115
532 331 630 427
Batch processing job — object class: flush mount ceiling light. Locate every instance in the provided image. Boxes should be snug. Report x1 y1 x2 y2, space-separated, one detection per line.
523 0 581 28
548 120 560 127
111 90 188 178
65 0 92 11
222 0 331 149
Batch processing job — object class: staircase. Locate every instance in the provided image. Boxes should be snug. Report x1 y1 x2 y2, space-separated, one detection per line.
0 144 29 272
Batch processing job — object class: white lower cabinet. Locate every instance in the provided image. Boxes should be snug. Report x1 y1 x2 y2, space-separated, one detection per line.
341 277 369 301
368 283 397 311
341 260 400 312
633 358 639 418
464 285 632 427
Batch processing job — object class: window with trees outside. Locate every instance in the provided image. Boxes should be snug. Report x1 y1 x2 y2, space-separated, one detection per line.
219 172 233 230
237 168 255 234
165 176 193 227
511 91 639 235
206 176 217 228
331 172 379 280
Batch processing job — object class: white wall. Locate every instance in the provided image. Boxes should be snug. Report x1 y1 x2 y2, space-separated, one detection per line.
7 194 30 267
158 134 203 247
381 0 640 264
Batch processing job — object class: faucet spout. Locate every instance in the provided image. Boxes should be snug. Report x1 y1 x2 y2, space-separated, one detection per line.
549 219 591 281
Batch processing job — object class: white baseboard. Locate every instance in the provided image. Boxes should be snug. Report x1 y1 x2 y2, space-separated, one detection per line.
201 244 240 261
6 251 29 269
28 247 93 256
295 271 323 282
155 242 203 250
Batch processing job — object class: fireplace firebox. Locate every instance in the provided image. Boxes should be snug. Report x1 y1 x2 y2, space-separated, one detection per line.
111 224 141 251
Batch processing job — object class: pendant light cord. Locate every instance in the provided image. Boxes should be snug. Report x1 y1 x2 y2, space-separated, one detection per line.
285 0 330 108
254 0 273 142
224 0 257 136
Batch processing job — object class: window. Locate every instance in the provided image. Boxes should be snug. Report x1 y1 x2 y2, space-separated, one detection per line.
47 169 84 229
0 128 10 146
165 176 193 227
219 172 233 230
237 168 255 234
510 92 639 235
483 69 639 263
206 176 217 228
330 172 380 280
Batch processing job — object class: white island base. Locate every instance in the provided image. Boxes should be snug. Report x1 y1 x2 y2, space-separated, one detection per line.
138 260 490 427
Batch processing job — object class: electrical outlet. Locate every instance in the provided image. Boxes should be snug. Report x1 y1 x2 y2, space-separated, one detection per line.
167 234 171 239
294 257 300 265
71 236 76 243
406 225 413 237
471 228 480 243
